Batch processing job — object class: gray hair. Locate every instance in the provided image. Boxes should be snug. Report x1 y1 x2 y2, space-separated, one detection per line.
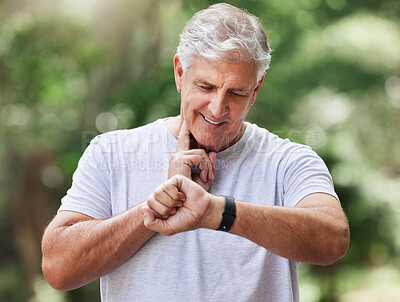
177 3 272 81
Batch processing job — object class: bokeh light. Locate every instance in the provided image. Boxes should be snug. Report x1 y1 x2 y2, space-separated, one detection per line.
95 112 118 133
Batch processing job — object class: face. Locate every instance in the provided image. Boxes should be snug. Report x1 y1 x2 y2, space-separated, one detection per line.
174 55 264 152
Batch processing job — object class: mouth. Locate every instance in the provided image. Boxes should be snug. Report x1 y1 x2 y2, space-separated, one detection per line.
200 113 224 125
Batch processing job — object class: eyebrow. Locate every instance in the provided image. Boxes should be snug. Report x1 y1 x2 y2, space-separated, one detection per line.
194 80 251 95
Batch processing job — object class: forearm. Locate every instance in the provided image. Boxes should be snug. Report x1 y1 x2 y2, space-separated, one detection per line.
206 194 349 265
141 176 349 265
42 204 155 291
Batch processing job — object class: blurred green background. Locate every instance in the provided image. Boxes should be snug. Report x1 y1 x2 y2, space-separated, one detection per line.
0 0 399 301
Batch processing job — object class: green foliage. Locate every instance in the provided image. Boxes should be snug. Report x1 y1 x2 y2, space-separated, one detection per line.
0 262 26 301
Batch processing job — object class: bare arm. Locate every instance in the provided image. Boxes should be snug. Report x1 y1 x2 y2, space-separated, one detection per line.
42 119 218 291
42 204 155 291
226 193 349 265
142 175 350 265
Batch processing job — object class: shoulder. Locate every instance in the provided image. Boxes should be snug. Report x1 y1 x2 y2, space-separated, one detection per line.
244 122 311 157
93 119 161 142
88 119 165 153
243 123 330 177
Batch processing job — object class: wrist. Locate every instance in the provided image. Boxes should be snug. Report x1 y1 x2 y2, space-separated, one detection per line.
201 195 225 230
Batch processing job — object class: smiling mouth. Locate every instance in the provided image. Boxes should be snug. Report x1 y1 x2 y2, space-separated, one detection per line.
201 113 223 125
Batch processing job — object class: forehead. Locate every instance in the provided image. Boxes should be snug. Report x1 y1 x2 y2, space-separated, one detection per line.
187 56 258 88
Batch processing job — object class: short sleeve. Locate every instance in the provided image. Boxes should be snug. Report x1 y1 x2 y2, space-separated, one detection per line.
59 137 112 219
283 146 339 207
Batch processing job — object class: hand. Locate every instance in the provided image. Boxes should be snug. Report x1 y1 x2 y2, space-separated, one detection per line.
141 175 222 236
168 121 217 191
146 179 186 219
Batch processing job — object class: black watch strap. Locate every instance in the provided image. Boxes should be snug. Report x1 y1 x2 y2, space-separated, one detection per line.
216 196 236 232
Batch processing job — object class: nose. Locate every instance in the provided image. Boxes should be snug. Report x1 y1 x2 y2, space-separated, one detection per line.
208 92 227 118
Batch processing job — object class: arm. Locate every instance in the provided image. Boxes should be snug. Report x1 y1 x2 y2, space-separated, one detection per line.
225 193 349 265
42 204 154 291
42 119 217 290
142 175 349 265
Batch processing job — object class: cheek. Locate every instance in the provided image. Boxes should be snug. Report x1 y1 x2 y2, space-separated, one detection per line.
181 91 193 112
181 92 202 122
231 103 251 119
185 91 208 111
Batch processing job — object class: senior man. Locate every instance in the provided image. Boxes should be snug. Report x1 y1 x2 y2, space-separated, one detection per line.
42 3 349 301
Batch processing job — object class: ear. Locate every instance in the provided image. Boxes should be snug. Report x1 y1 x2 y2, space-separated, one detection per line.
174 55 184 93
251 73 265 105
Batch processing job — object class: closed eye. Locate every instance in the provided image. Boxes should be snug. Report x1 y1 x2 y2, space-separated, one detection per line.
199 85 213 91
231 91 247 97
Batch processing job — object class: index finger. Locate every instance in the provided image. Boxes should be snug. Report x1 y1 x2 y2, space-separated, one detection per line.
176 120 190 151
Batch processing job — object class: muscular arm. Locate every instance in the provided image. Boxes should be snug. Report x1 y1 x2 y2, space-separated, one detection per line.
42 204 155 291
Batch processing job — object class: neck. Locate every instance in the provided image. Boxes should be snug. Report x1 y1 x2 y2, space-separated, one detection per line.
165 116 183 139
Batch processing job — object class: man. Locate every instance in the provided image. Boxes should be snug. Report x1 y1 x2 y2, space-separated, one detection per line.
42 3 349 301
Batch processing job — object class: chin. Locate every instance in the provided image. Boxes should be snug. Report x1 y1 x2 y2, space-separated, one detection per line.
191 133 214 149
195 135 228 152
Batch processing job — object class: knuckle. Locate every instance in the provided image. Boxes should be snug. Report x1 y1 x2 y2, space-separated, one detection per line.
161 183 168 191
170 153 179 162
153 190 163 200
171 152 185 161
176 158 186 166
147 194 155 203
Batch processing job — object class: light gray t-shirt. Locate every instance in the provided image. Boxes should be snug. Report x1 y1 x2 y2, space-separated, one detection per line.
60 118 338 302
